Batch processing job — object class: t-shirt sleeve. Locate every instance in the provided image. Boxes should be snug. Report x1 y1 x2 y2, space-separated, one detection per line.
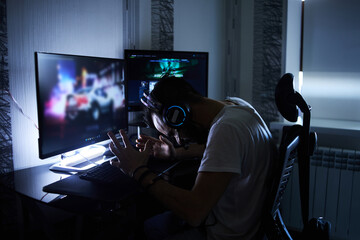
198 121 244 174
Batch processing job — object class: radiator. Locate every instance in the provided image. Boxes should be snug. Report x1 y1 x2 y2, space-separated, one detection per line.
280 147 360 240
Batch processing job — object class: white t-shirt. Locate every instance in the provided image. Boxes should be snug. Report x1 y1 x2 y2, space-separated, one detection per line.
198 97 274 240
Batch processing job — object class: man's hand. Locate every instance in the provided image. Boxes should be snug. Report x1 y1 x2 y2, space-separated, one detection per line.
136 134 176 160
107 129 151 176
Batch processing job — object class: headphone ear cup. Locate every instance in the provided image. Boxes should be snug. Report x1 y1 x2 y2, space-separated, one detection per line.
163 104 190 129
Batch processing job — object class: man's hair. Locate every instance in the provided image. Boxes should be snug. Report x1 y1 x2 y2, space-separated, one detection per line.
142 76 203 127
151 76 202 105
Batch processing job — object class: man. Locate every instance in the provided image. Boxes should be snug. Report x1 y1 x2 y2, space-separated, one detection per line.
107 77 274 239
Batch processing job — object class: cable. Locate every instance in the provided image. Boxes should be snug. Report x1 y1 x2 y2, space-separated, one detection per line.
5 90 39 130
40 192 49 201
161 160 182 175
40 176 63 201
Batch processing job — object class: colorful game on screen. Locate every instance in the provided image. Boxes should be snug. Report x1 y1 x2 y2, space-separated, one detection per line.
125 50 208 111
35 53 127 158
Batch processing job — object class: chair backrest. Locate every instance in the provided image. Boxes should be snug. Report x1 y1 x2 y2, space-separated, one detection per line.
270 125 301 215
261 73 316 239
261 125 302 240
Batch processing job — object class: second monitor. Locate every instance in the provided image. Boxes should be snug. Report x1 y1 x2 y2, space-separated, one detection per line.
125 49 208 111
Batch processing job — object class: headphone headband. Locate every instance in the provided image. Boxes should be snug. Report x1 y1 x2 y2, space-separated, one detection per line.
140 91 162 113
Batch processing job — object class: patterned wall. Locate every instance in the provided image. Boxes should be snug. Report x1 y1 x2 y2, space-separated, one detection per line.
0 0 17 236
0 1 283 173
253 0 283 125
151 0 174 51
0 0 12 174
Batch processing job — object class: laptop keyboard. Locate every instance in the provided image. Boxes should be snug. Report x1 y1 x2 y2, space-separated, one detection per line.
79 161 125 184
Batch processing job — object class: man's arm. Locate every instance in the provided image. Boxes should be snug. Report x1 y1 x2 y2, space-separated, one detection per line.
108 130 233 226
174 143 205 160
134 168 234 227
136 134 205 160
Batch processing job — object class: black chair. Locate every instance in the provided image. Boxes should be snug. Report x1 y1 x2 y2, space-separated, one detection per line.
262 73 317 240
263 124 301 240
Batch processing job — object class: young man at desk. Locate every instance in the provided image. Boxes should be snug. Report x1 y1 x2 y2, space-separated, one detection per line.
107 77 274 240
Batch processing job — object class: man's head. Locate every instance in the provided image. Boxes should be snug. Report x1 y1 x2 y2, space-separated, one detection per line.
142 77 208 145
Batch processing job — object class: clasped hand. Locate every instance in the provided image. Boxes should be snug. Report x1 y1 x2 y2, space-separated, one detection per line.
107 130 175 176
107 129 151 176
136 134 176 160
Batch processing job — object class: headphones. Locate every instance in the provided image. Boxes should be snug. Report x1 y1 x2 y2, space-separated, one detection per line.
141 91 191 129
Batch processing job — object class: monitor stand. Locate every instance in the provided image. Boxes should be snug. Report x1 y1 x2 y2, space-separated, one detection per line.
49 145 108 173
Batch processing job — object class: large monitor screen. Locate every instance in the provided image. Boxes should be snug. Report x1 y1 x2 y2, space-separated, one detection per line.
35 52 127 159
124 49 208 111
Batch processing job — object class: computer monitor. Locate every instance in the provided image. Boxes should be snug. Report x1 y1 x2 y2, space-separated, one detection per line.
124 49 208 111
35 52 127 169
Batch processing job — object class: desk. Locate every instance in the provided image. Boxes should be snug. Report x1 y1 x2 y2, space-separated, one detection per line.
0 163 69 203
0 162 140 239
0 158 200 239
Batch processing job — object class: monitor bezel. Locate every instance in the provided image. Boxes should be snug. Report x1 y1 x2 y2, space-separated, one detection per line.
35 52 128 159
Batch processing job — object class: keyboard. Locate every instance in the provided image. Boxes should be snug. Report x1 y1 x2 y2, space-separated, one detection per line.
79 161 126 184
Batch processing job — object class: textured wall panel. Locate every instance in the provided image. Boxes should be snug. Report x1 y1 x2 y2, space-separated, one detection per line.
253 0 283 125
151 0 174 50
0 0 12 174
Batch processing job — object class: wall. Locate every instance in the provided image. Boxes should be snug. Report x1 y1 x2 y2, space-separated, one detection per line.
284 0 302 91
225 0 254 104
7 0 227 170
173 0 226 100
139 0 151 50
225 0 284 126
252 0 284 124
8 0 124 170
0 0 12 174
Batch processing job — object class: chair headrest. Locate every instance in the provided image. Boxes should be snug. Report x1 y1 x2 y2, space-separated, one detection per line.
275 73 299 122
